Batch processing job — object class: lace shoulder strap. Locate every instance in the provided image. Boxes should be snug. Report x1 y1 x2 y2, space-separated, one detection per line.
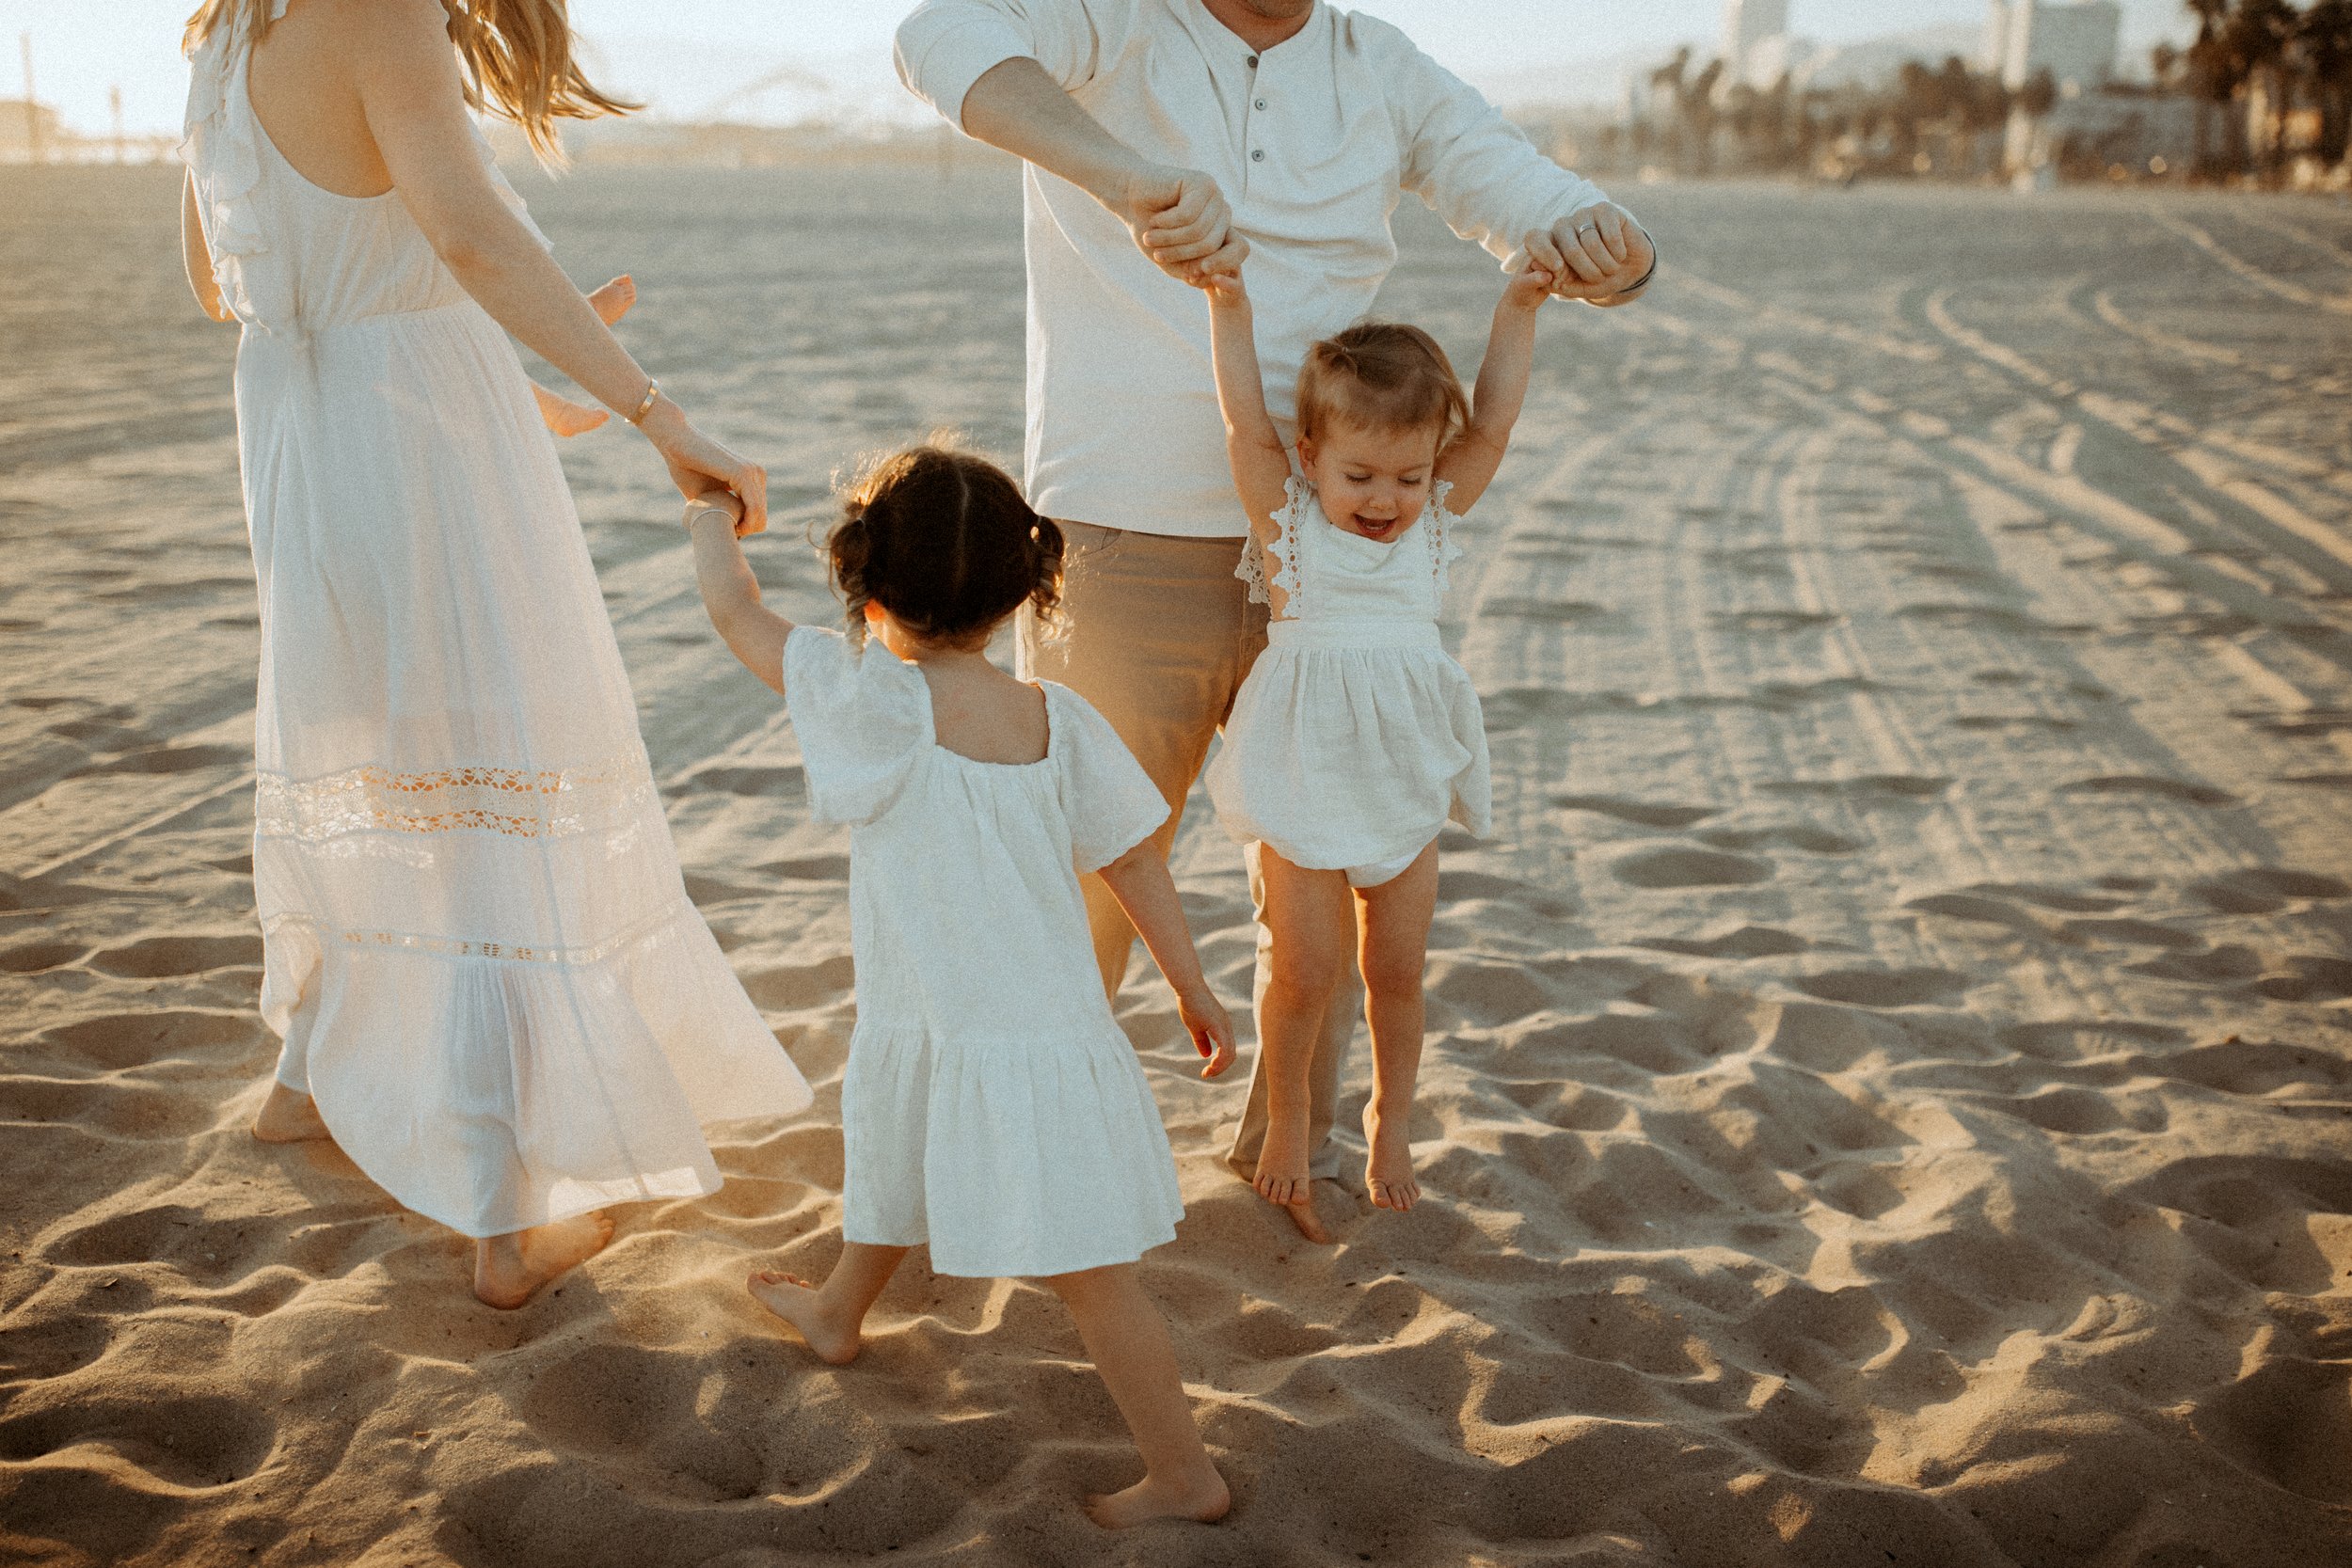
1426 479 1466 597
1234 475 1314 612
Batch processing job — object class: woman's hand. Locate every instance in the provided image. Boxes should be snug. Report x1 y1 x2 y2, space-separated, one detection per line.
639 398 769 536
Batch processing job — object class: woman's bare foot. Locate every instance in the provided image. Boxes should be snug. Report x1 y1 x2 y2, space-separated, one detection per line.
1086 1467 1232 1528
472 1212 615 1309
251 1081 331 1143
1363 1102 1419 1212
747 1270 865 1365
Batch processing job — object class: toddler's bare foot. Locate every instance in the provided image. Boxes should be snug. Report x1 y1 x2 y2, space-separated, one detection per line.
252 1081 331 1143
532 380 609 437
1085 1467 1231 1528
586 274 636 325
748 1270 864 1365
472 1212 614 1309
1363 1102 1419 1212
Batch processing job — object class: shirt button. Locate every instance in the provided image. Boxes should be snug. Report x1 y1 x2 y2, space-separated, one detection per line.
1250 149 1264 162
1246 54 1259 68
1255 97 1267 110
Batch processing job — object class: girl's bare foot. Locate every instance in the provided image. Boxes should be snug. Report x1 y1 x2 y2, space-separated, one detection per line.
747 1270 864 1365
1086 1467 1232 1528
472 1212 614 1309
252 1081 331 1143
585 274 636 325
1363 1102 1419 1212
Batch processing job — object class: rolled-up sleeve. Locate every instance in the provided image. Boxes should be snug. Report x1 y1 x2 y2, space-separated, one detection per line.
894 0 1124 130
1385 34 1616 266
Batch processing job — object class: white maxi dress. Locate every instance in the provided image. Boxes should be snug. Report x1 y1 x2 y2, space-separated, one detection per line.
1209 478 1492 882
183 8 811 1239
783 627 1184 1278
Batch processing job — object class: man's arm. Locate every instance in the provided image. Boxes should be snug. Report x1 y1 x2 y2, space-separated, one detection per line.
1386 28 1655 306
894 0 1237 282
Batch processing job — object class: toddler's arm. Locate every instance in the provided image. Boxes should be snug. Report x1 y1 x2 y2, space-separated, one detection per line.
1435 265 1554 514
1202 266 1294 551
1095 844 1237 1079
686 490 794 697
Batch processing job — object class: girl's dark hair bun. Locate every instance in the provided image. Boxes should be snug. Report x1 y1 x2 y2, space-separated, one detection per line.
827 440 1062 647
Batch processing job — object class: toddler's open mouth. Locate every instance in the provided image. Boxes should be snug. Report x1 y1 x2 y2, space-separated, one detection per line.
1353 515 1400 540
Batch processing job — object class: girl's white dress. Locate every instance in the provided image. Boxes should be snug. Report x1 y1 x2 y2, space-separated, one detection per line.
183 6 810 1239
784 627 1184 1278
1210 478 1492 881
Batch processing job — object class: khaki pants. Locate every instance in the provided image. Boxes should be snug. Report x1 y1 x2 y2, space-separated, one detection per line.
1023 520 1360 1181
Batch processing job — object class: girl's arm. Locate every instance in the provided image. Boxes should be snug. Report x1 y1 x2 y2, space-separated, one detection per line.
1435 265 1553 513
1202 269 1294 548
181 172 231 323
1093 845 1238 1079
686 492 794 697
350 0 768 529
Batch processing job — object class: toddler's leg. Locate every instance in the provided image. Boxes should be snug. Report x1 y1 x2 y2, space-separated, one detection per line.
1355 843 1440 1212
1045 1263 1230 1528
1252 849 1354 1227
748 1242 911 1365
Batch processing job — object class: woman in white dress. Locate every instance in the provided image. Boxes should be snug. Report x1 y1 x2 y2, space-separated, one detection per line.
179 0 812 1307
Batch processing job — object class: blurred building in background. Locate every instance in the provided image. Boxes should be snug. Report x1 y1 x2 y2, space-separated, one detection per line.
1983 1 2122 90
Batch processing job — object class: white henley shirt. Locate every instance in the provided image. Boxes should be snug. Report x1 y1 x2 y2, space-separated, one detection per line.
894 0 1613 537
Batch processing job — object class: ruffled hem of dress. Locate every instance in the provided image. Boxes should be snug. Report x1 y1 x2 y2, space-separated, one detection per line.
841 1020 1185 1279
260 897 811 1238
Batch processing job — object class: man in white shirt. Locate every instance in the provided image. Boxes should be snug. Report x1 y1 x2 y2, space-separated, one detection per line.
896 0 1653 1241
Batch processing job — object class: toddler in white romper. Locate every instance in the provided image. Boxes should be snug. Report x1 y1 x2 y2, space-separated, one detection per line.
681 447 1236 1528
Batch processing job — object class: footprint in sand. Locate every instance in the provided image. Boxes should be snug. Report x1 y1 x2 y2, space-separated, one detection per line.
1636 926 1812 958
40 1009 260 1070
2060 774 2241 808
2128 945 2265 984
2188 867 2351 914
1792 967 1970 1007
1554 794 1719 829
2253 957 2352 1003
0 941 87 974
87 935 262 979
1612 847 1772 889
0 1392 278 1491
1762 774 1950 803
85 744 249 777
1696 825 1864 855
678 763 805 799
1710 609 1840 634
741 955 857 1012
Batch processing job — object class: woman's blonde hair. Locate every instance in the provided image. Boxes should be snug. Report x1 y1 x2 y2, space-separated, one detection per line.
183 0 635 164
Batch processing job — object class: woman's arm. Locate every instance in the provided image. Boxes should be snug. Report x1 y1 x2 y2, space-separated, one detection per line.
181 172 231 323
686 493 794 697
1435 266 1551 513
349 0 768 529
1202 271 1292 548
1093 844 1237 1079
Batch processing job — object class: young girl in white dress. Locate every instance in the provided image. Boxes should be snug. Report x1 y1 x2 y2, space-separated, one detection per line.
1197 256 1556 1226
682 447 1237 1528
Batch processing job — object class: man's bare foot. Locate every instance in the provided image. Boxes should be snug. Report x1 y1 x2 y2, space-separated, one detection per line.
1280 1180 1337 1243
472 1212 615 1309
1085 1467 1231 1528
252 1081 331 1144
1363 1102 1419 1212
747 1269 864 1365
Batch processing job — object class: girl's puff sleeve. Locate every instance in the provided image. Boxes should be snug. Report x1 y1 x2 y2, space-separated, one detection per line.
1049 685 1170 873
784 627 930 828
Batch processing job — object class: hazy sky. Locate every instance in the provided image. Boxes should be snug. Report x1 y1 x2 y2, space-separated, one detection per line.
3 1 2197 138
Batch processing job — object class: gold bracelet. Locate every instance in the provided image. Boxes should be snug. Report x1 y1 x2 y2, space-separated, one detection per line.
627 377 661 425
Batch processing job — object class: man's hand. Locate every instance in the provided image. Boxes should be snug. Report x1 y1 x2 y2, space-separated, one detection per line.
1523 203 1654 304
1117 164 1233 285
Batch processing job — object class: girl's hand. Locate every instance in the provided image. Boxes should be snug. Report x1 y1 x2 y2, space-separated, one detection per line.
640 399 769 537
1503 263 1556 312
1180 988 1238 1079
1195 236 1252 302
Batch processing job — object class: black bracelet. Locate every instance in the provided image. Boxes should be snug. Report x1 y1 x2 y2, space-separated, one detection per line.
1596 235 1658 302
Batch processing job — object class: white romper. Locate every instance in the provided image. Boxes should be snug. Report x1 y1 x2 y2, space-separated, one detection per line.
784 627 1185 1278
1209 478 1493 886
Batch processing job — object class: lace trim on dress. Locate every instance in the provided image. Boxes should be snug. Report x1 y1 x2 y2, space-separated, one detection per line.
1427 478 1466 596
255 755 656 843
1232 475 1315 611
263 898 683 967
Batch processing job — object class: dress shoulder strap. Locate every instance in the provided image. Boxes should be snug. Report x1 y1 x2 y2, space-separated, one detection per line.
1234 474 1315 614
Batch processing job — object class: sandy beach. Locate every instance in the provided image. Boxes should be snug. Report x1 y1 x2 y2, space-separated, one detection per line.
3 160 2350 1565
